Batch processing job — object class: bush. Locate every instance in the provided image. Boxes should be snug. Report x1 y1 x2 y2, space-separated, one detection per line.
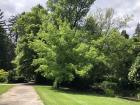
104 88 115 97
117 80 139 97
8 70 16 83
11 76 27 83
0 69 8 82
7 69 28 83
101 81 117 97
101 81 117 90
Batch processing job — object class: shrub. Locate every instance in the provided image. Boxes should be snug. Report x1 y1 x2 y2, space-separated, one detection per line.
7 69 28 83
101 81 117 90
14 76 27 83
0 69 8 82
8 70 17 83
9 76 27 83
101 81 117 97
104 88 115 97
117 80 139 97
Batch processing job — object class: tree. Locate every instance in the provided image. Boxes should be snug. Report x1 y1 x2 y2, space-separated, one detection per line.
128 26 140 84
30 22 77 88
28 0 96 88
0 9 14 71
121 30 129 39
13 5 47 80
83 29 132 84
8 15 19 44
84 16 101 39
88 8 132 36
0 9 7 69
103 30 132 81
135 23 140 36
10 1 136 94
129 54 140 84
47 0 95 28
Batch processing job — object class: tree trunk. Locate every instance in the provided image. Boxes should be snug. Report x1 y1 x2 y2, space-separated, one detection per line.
53 78 59 89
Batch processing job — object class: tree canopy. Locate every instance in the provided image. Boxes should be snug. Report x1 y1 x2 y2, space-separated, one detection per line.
0 0 140 97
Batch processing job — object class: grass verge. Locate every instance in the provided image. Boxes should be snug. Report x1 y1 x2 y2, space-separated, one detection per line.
34 86 140 105
0 84 13 95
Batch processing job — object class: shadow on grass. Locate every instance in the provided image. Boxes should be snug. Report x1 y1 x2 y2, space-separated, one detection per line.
34 84 140 102
54 88 140 102
36 84 112 98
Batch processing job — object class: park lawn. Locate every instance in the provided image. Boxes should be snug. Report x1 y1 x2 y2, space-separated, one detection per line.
35 86 140 105
0 85 13 95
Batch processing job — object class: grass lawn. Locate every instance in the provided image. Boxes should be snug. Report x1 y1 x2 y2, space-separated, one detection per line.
0 85 13 95
35 86 140 105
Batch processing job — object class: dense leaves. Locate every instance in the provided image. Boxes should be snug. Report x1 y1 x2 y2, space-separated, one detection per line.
0 0 139 97
13 5 47 80
0 9 14 70
128 30 140 84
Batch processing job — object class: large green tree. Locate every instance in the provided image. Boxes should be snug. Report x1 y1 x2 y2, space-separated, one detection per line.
0 9 7 69
13 5 47 80
29 0 96 88
129 25 140 84
12 1 136 93
0 9 13 70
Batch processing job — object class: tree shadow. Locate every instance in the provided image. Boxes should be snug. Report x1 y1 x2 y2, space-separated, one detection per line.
35 84 140 102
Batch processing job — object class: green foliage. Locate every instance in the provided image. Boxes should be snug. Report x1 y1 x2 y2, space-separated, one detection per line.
8 70 17 83
0 69 8 82
13 5 47 80
129 35 140 84
135 23 140 37
10 0 139 95
104 88 115 97
30 22 78 88
8 70 27 83
0 9 14 71
0 9 8 70
101 81 117 90
101 81 117 96
129 55 140 84
28 0 96 88
47 0 96 27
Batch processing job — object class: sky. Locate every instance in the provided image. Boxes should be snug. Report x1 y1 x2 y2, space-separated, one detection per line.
0 0 140 35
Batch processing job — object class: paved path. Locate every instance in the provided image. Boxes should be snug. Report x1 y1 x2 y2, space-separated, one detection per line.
0 84 44 105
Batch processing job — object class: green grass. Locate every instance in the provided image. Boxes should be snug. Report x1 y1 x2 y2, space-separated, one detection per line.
0 85 13 95
35 86 140 105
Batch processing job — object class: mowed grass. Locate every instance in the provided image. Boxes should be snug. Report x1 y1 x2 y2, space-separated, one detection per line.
34 86 140 105
0 85 13 95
